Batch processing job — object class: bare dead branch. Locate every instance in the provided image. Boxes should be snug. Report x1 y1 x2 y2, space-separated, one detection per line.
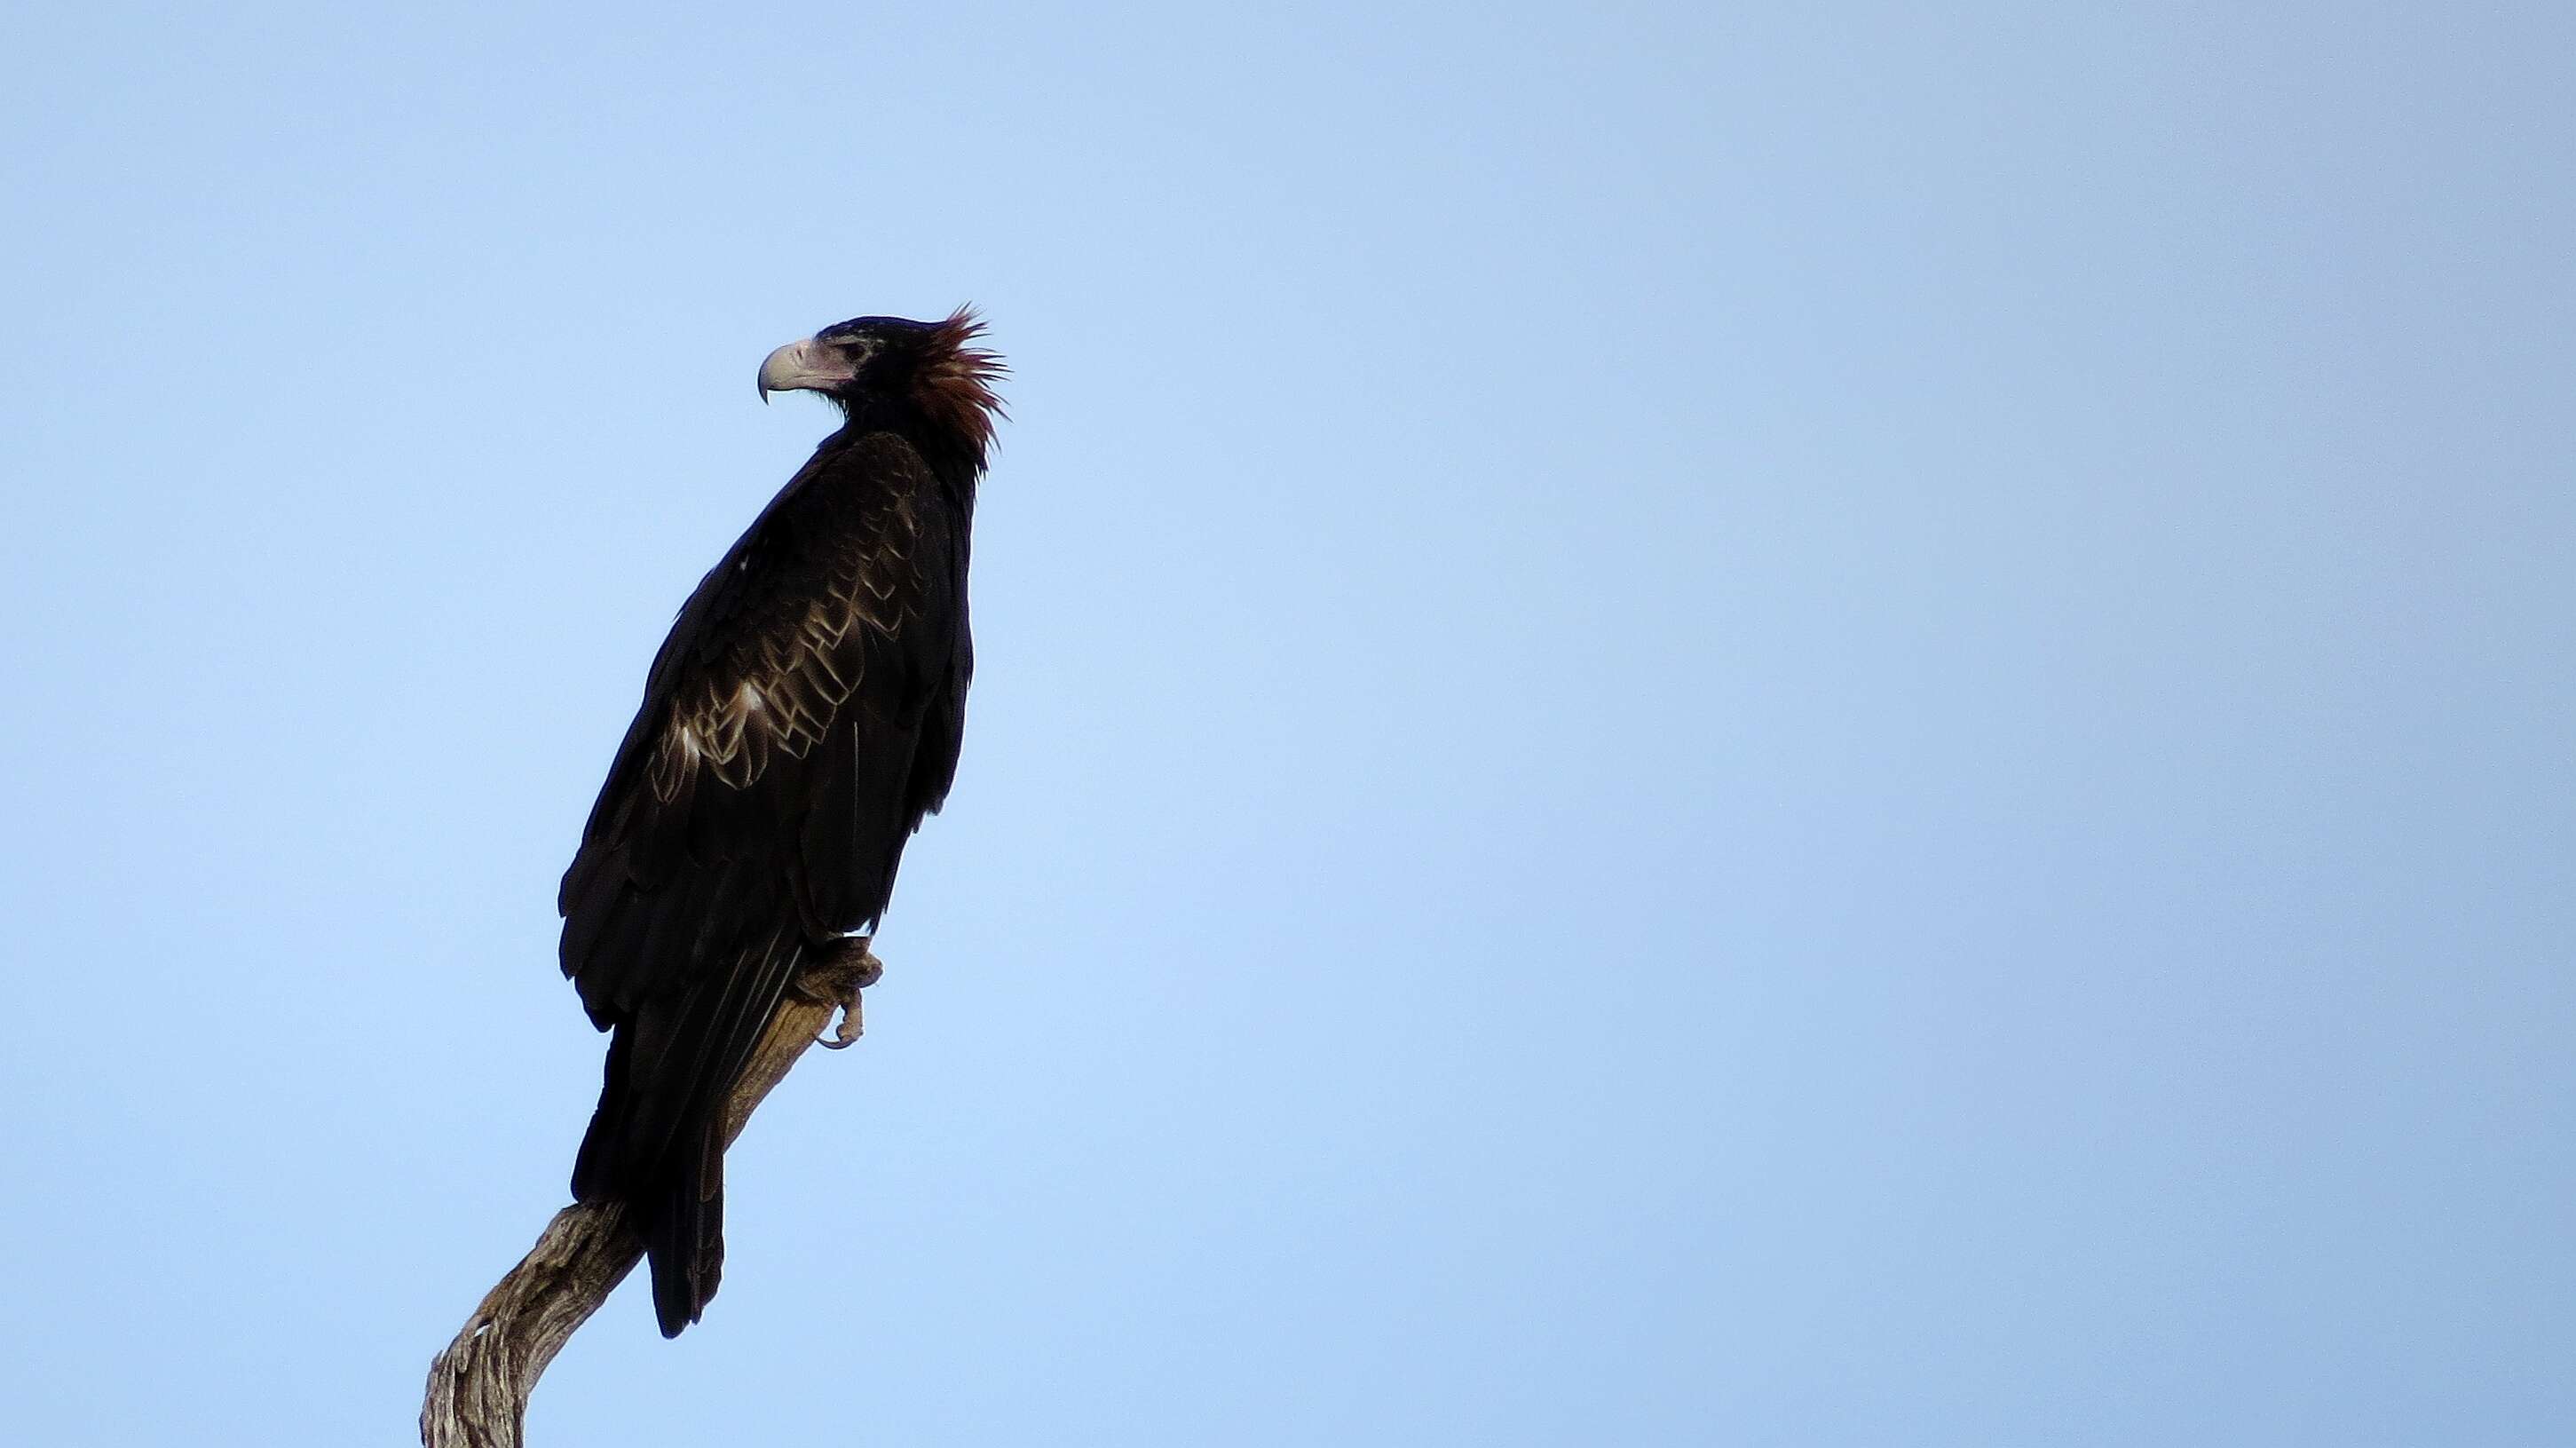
422 950 876 1448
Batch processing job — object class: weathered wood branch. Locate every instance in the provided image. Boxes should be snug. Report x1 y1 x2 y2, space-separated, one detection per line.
422 953 875 1448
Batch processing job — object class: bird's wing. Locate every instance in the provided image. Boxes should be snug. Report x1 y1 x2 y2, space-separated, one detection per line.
560 432 970 1017
552 432 971 1329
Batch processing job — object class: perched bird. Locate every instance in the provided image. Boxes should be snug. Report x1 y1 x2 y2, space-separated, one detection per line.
557 309 1003 1335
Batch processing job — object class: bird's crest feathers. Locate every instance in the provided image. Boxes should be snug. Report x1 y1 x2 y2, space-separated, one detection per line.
912 305 1007 454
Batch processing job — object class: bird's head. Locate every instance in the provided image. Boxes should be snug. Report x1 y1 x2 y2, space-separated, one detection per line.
757 307 1006 448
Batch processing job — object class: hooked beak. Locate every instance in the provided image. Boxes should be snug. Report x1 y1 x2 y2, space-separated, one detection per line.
756 337 851 403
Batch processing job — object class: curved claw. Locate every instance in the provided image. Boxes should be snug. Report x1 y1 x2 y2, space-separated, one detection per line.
817 1013 863 1050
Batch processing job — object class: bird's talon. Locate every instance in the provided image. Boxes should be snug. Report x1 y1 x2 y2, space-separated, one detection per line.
794 936 881 1050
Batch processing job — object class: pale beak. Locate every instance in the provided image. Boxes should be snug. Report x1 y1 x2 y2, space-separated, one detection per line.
756 337 850 402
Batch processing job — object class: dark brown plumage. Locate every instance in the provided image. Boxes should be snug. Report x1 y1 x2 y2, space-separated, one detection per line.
557 308 1002 1335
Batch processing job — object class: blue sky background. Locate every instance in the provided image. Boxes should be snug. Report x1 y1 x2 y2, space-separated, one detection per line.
3 4 2571 1444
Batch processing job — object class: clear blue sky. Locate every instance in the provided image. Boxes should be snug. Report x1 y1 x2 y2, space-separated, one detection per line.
3 3 2569 1444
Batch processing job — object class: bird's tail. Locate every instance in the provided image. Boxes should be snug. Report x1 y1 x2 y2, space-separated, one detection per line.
572 934 804 1337
641 1122 728 1338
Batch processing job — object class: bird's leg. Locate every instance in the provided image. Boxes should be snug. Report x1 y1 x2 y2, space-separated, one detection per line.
790 936 883 1049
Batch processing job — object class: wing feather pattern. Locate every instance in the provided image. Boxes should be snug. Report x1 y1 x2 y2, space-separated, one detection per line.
558 431 973 1335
